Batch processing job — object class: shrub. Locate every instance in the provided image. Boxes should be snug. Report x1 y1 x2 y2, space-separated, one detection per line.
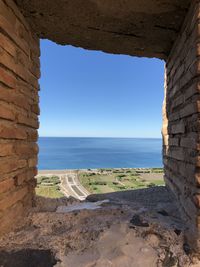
95 181 107 185
147 183 156 187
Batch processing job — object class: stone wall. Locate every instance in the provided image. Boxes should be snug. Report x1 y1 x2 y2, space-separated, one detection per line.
163 0 200 250
0 0 40 234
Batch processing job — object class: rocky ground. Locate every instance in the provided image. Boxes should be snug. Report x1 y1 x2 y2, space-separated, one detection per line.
0 186 200 267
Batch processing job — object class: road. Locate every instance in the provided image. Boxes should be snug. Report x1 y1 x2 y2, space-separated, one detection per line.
37 170 89 200
60 172 89 200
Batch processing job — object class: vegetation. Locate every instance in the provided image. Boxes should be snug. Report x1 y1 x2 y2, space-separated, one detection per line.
36 175 64 198
79 168 164 194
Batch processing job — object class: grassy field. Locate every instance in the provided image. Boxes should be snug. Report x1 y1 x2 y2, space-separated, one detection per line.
36 175 64 198
79 168 164 194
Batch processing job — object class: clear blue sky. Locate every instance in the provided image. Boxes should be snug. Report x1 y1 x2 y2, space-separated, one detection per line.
39 40 164 138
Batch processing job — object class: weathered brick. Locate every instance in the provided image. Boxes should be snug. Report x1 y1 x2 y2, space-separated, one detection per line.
181 137 197 149
180 102 198 118
178 161 196 180
168 111 180 122
0 124 27 140
0 104 15 121
163 4 200 242
0 3 30 55
0 158 27 175
17 113 39 129
184 81 199 100
28 157 38 167
0 46 38 89
0 178 15 194
0 143 14 156
171 95 184 109
31 104 40 115
168 148 185 161
15 168 37 186
0 0 40 236
14 143 39 158
27 129 38 142
0 32 16 57
0 201 24 235
169 138 179 147
0 87 30 111
0 186 28 211
170 122 185 134
0 66 16 88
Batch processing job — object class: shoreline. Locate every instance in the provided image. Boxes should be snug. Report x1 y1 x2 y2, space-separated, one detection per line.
38 167 163 175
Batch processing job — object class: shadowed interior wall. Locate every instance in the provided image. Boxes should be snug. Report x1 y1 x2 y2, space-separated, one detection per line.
163 1 200 250
0 0 40 234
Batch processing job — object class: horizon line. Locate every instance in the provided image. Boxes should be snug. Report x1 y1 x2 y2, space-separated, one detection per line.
39 136 162 139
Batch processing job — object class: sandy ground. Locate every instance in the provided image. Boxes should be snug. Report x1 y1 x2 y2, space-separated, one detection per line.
0 187 199 267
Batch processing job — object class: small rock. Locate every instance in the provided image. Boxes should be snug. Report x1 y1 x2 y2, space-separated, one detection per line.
157 210 169 216
129 214 149 227
183 243 191 255
174 229 181 236
146 234 160 247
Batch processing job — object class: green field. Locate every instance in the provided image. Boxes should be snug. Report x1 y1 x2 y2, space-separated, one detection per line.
79 168 164 194
36 175 64 198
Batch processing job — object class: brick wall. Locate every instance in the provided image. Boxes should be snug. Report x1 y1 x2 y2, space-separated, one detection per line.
0 0 40 234
163 1 200 250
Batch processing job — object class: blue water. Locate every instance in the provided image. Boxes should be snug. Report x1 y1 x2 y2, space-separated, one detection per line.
38 137 162 170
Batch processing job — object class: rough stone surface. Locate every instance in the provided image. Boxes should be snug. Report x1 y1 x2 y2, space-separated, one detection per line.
1 188 200 267
162 0 200 251
0 0 40 235
15 0 190 59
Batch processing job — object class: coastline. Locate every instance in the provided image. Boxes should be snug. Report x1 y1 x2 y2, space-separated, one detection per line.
37 167 163 175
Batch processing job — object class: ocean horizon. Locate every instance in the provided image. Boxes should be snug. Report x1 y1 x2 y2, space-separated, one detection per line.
38 137 163 170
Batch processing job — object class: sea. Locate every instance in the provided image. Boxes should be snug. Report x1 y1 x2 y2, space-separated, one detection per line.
38 137 163 170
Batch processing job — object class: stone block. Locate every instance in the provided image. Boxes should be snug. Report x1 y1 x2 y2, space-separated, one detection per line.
27 129 38 142
0 158 27 175
0 178 15 194
15 168 37 186
14 143 39 158
0 124 27 140
28 157 38 167
0 104 15 121
169 138 179 147
17 113 39 129
0 66 16 88
180 137 197 149
170 122 185 134
0 186 28 211
0 143 14 156
0 202 24 235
